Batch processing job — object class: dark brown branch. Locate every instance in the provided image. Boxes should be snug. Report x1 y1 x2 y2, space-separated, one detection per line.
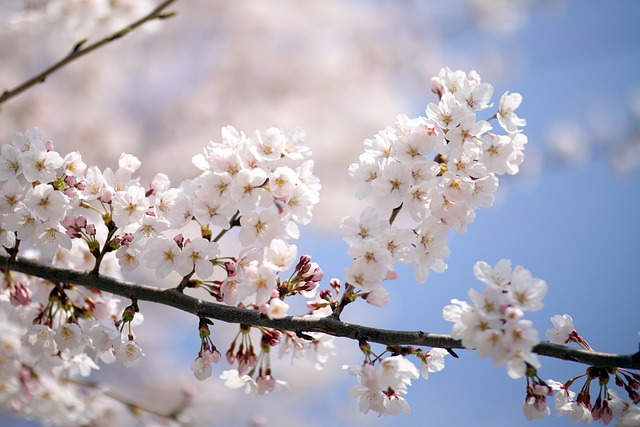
1 254 638 370
0 0 177 107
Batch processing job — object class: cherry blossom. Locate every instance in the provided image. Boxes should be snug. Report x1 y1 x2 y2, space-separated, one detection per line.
0 60 633 427
116 340 144 368
546 314 576 345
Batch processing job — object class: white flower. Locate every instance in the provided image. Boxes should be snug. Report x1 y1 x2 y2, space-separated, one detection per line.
192 356 213 381
348 153 380 199
377 355 419 392
371 159 413 209
195 171 232 204
115 245 140 272
240 261 278 306
36 222 73 259
481 133 517 175
249 128 286 162
64 353 100 377
523 395 550 420
5 205 39 241
62 151 86 177
442 172 473 203
117 153 141 174
376 227 416 264
508 266 548 311
340 207 388 247
546 314 575 345
86 319 121 351
230 168 270 213
426 92 467 131
345 360 416 417
468 174 498 209
403 180 436 222
420 348 448 380
505 351 540 379
116 340 144 368
144 237 181 279
111 186 149 228
24 183 69 222
23 324 58 356
0 179 25 213
345 257 386 291
55 322 84 352
0 215 16 248
193 192 233 229
220 369 258 394
79 165 106 201
129 213 170 244
413 217 450 283
263 239 297 271
264 298 289 319
0 144 22 180
347 238 393 270
473 259 512 288
363 128 396 159
175 237 219 278
238 210 284 246
455 72 494 111
165 186 196 229
617 399 640 426
21 144 63 183
497 91 527 133
284 185 315 225
269 166 299 199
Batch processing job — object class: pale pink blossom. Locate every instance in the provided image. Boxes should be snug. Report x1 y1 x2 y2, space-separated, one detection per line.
116 340 144 368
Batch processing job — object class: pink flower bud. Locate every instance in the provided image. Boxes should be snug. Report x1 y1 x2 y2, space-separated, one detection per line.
224 261 236 277
364 287 389 307
301 262 323 281
45 140 55 151
295 254 311 271
319 289 332 301
431 77 443 98
75 215 87 228
101 189 113 203
10 282 32 306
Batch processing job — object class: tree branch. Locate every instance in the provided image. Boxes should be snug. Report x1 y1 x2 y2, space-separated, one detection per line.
0 0 177 107
1 254 638 370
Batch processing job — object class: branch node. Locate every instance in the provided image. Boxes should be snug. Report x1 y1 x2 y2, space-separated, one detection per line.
72 38 89 53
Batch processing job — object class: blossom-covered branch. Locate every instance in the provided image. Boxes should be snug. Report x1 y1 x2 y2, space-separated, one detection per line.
1 66 637 424
0 0 177 107
2 254 637 370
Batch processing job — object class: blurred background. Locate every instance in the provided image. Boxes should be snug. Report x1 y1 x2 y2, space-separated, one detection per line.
1 0 639 426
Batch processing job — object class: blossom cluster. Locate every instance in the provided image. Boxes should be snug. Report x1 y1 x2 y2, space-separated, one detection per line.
0 125 320 312
0 280 145 425
342 67 527 303
343 347 448 417
529 314 640 425
443 259 547 378
0 124 329 423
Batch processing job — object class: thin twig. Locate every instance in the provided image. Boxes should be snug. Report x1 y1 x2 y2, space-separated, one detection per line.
1 254 638 370
0 0 177 107
64 378 187 424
